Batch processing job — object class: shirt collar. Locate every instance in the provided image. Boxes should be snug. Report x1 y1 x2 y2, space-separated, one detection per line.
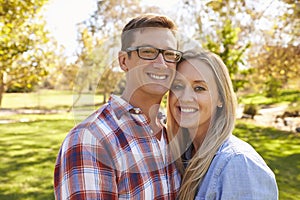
109 94 134 119
108 94 166 124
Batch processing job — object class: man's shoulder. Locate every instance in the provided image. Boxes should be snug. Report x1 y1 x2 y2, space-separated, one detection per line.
66 102 115 137
77 103 110 125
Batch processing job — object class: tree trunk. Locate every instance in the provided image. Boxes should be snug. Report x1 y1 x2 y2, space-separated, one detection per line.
0 72 4 108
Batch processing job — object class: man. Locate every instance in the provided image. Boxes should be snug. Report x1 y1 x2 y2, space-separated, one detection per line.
54 14 182 199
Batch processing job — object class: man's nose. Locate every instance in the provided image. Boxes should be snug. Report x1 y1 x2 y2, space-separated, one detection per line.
153 53 167 68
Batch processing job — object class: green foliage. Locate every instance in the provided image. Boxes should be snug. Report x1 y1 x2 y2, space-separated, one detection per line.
73 0 146 105
203 16 251 92
243 103 258 119
0 0 50 105
265 77 282 98
249 45 300 95
97 67 124 103
240 89 300 106
175 0 297 94
72 28 111 106
87 0 142 36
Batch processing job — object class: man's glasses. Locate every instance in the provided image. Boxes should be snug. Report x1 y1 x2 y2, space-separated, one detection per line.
126 46 183 63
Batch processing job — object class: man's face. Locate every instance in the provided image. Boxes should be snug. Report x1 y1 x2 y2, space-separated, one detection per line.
120 28 177 97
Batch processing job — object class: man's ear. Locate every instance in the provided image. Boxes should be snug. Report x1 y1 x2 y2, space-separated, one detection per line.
118 51 128 72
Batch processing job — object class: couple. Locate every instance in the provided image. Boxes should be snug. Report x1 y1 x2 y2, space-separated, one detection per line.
54 14 278 199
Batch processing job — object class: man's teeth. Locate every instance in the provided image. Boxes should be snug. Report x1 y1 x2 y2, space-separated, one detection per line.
180 108 197 113
149 73 167 80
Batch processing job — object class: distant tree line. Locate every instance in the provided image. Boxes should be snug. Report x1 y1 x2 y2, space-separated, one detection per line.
0 0 299 107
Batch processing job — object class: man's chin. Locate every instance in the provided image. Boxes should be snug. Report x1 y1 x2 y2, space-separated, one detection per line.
142 84 169 96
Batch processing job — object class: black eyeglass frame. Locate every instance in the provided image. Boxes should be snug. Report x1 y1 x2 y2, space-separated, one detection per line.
125 46 183 63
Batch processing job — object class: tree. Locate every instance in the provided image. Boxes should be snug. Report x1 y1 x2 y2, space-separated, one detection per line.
172 0 251 92
249 45 300 97
41 41 70 90
245 0 300 95
71 0 144 106
0 0 50 106
203 19 250 92
97 61 124 103
171 0 298 95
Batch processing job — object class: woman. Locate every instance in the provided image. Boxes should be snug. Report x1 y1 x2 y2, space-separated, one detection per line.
167 50 278 199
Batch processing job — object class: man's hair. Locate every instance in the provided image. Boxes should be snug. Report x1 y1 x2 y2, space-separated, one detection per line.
121 14 177 50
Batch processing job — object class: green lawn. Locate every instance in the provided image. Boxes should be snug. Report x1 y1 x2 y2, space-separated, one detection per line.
0 114 75 200
0 115 299 199
1 89 104 110
234 121 300 200
0 90 299 199
239 89 300 108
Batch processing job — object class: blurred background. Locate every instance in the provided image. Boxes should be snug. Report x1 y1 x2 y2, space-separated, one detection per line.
0 0 299 199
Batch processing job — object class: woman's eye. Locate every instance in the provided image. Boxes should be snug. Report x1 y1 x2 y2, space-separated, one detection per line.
194 86 206 92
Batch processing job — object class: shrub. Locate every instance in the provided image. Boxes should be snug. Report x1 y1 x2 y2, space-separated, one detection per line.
243 104 258 119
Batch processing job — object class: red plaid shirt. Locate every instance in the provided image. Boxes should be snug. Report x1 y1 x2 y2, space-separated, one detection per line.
54 95 181 199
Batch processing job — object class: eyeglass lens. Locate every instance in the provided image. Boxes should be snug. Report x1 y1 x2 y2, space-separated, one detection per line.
138 47 181 62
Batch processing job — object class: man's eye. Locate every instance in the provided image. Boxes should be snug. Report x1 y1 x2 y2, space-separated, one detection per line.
141 48 156 54
171 84 184 90
143 50 154 53
165 52 175 56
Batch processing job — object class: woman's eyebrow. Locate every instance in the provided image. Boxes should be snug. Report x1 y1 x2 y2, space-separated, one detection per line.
194 80 207 84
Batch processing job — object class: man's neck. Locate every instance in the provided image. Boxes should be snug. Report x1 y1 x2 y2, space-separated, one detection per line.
121 90 162 118
121 90 163 139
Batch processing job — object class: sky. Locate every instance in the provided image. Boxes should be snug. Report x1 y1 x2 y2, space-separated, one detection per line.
44 0 179 58
43 0 97 57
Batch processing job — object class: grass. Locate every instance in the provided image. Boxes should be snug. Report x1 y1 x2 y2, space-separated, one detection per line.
0 115 299 199
1 89 104 110
0 113 75 200
234 120 300 200
239 89 300 107
0 90 300 199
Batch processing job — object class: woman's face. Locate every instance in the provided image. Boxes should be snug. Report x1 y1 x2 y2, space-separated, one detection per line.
169 59 221 132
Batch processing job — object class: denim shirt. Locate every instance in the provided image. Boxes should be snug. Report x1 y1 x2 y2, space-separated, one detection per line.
184 135 278 200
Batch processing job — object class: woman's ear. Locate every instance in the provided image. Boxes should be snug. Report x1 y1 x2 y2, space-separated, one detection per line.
118 51 128 72
217 99 223 108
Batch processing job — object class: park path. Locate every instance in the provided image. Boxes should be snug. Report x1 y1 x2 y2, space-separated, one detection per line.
255 105 288 126
0 108 64 124
253 105 300 132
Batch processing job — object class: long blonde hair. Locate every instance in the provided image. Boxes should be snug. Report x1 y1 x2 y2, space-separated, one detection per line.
167 50 237 199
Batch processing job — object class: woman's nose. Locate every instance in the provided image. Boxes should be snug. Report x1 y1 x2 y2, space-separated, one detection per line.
180 86 195 102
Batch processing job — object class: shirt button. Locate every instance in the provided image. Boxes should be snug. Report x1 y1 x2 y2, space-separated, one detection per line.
130 108 142 114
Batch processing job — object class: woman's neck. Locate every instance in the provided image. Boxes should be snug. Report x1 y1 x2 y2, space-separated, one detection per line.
188 123 209 151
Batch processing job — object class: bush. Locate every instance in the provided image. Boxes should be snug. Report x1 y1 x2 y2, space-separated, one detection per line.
243 103 258 119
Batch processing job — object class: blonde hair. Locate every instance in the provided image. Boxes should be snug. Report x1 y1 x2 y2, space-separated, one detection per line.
167 50 237 199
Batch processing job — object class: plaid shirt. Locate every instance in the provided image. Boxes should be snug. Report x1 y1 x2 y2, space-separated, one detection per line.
54 95 181 199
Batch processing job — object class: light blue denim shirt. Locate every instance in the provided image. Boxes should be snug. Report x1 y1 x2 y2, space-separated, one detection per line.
187 135 279 200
